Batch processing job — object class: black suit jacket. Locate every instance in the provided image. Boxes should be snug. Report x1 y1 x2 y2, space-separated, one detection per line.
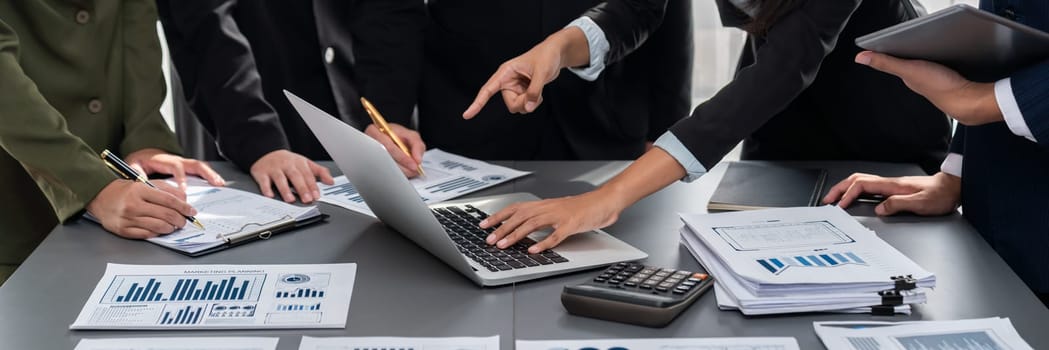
158 0 424 170
418 0 692 161
588 0 951 173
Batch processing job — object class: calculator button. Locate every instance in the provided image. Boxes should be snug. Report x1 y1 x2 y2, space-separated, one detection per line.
657 282 675 289
625 264 644 272
672 287 688 294
692 273 709 280
643 279 662 286
623 281 637 287
656 286 669 292
654 271 670 278
640 268 657 275
639 283 654 289
635 273 651 279
626 277 644 284
682 281 697 287
594 278 607 283
615 262 628 268
664 278 682 284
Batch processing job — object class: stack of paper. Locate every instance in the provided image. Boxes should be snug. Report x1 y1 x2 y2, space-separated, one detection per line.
679 206 935 315
814 318 1033 350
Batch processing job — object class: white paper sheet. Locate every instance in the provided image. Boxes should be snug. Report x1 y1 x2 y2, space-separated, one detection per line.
516 337 799 350
318 149 529 216
145 186 321 254
299 336 500 350
679 206 934 294
814 318 1034 350
71 263 356 330
75 337 279 350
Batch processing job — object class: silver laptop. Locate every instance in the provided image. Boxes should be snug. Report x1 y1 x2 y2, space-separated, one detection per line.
285 90 647 286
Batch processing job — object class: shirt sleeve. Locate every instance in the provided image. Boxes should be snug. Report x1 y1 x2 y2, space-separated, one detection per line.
1006 59 1049 149
566 16 610 82
653 131 708 182
939 152 963 178
996 77 1037 143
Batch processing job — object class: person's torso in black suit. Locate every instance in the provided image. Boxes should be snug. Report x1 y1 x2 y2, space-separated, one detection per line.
419 0 693 161
159 0 423 166
735 0 952 173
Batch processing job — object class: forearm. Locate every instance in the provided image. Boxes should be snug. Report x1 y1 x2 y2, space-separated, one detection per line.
595 148 686 212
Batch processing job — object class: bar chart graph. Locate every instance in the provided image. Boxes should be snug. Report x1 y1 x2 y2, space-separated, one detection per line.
321 182 365 203
439 159 477 171
894 332 1006 350
277 302 321 311
104 274 266 303
424 176 489 194
159 305 204 325
275 288 325 299
757 251 868 275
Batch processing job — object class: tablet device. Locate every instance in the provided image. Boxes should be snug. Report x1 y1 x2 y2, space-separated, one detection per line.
856 4 1049 82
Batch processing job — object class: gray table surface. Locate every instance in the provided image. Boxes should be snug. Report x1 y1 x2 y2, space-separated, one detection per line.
0 160 1046 349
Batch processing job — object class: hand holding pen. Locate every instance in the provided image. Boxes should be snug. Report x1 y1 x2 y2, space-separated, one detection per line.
361 97 428 178
85 150 207 239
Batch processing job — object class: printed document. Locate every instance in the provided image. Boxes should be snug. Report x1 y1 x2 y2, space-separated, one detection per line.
147 186 321 254
814 318 1033 350
318 149 529 216
299 336 500 350
75 337 278 350
71 263 356 330
517 337 799 350
679 206 935 295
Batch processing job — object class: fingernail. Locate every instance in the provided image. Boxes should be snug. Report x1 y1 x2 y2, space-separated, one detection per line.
497 239 508 248
486 234 496 244
190 208 198 216
313 190 321 198
855 54 872 65
302 194 312 202
525 101 537 112
875 204 886 215
528 246 539 254
479 219 489 227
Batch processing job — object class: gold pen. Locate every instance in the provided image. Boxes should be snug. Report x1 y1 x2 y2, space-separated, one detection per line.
99 149 205 230
360 97 426 176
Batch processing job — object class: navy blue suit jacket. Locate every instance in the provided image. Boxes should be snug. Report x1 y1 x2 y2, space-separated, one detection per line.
955 0 1049 293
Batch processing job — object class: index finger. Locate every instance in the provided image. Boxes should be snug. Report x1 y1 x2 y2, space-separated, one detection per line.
151 180 187 202
140 185 195 217
463 68 509 119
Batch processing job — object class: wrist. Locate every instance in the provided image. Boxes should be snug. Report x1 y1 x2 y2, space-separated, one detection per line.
966 82 1004 124
549 26 590 69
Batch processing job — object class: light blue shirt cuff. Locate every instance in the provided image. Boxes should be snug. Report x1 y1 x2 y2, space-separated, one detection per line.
654 131 707 183
565 16 609 82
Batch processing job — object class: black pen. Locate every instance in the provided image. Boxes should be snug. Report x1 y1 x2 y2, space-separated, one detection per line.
99 149 205 230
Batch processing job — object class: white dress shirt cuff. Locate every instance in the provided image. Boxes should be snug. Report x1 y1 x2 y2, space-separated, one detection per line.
940 152 963 178
996 78 1037 142
654 131 708 183
565 16 609 82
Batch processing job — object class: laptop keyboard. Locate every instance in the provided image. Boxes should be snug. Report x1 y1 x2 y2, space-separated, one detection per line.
431 205 569 272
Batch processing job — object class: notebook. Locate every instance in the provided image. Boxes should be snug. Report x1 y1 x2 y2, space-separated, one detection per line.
707 162 828 212
86 183 325 256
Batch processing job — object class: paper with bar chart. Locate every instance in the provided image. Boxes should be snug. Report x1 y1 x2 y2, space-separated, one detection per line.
298 335 500 350
75 337 279 350
679 206 934 288
516 337 799 350
318 149 529 217
70 263 356 330
814 318 1034 350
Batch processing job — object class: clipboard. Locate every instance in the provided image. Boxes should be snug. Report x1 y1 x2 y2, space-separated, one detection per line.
172 213 329 257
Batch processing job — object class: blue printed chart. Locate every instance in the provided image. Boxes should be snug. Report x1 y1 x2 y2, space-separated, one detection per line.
895 332 1006 350
317 149 530 217
756 251 868 275
71 263 358 330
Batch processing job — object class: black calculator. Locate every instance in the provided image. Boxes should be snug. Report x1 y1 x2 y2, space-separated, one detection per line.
561 262 714 327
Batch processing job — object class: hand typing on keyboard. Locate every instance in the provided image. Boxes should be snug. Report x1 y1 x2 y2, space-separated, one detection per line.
432 205 568 272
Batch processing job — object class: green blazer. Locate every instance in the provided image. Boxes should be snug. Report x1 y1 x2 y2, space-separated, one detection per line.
0 0 182 264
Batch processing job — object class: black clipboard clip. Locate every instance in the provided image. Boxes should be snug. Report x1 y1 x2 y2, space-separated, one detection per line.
216 215 297 245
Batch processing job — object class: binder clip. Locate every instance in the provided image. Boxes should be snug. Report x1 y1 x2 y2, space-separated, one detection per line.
870 304 896 316
891 275 918 291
